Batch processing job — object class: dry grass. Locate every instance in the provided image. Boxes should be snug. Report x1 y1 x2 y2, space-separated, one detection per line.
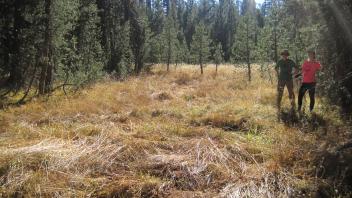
0 64 346 197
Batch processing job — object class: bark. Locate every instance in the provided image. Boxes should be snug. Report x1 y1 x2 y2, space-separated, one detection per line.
200 55 203 75
130 6 145 74
39 0 53 95
7 0 23 89
246 18 251 82
167 36 171 72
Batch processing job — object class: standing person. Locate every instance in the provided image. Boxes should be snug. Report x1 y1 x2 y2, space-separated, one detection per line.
298 50 321 112
275 49 298 114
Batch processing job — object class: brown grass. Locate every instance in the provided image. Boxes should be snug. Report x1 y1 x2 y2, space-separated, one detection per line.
0 64 345 197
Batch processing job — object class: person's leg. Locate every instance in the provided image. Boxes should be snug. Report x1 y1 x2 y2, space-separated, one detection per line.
277 80 285 111
287 80 295 109
308 83 316 111
298 84 307 111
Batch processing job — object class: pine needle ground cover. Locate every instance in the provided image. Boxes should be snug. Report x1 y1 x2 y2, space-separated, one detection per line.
0 65 350 197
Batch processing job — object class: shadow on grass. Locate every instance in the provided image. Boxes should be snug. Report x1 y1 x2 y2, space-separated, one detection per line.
280 109 352 196
279 110 328 134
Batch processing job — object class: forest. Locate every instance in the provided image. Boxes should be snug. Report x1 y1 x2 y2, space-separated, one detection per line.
0 0 352 197
0 0 351 111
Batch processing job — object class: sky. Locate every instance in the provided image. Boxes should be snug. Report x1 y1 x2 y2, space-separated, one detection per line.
256 0 265 4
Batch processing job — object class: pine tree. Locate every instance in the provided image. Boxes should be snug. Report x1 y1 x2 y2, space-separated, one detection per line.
150 0 165 35
256 26 274 83
255 0 293 65
241 0 256 15
161 12 178 71
213 43 224 73
74 0 104 83
183 0 196 50
191 23 211 75
317 0 352 112
145 32 163 66
232 13 256 81
174 27 188 68
212 0 238 61
130 1 147 74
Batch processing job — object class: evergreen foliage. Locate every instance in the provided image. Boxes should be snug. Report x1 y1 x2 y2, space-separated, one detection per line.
0 0 351 112
232 12 256 81
190 23 211 74
213 43 224 73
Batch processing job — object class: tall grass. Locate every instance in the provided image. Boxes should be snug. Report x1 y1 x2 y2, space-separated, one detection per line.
0 65 344 197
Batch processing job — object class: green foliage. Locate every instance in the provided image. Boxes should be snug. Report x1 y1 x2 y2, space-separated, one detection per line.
145 31 163 64
317 0 352 112
232 13 256 64
149 0 164 35
161 14 178 70
175 33 189 65
1 0 351 113
56 0 104 87
190 23 211 74
212 0 238 61
213 43 224 66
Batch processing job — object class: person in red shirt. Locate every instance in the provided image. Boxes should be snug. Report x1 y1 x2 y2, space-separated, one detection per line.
298 50 321 112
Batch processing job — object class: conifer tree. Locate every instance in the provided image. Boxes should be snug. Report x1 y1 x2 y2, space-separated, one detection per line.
212 0 238 61
74 0 104 83
191 23 211 75
213 43 224 73
232 13 256 81
174 28 188 68
161 13 178 71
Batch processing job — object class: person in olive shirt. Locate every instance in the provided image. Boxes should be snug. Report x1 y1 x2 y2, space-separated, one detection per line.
275 49 298 113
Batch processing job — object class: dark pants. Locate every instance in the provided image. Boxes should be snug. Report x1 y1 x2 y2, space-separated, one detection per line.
277 79 295 110
298 83 316 111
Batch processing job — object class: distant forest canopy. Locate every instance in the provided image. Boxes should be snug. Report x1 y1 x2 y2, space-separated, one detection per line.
0 0 351 113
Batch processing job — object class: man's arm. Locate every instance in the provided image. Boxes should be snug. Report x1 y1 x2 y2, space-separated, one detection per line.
293 61 301 78
275 61 280 76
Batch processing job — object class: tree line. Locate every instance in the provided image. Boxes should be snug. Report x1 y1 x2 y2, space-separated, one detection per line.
0 0 351 113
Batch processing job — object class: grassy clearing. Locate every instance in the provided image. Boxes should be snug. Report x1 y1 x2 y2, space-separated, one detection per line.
0 64 348 197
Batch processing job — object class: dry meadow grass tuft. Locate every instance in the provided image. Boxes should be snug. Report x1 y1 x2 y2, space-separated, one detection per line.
0 64 348 197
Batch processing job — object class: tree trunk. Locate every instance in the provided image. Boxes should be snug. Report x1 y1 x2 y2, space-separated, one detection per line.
273 20 278 64
146 0 152 10
1 14 11 89
246 18 251 82
167 37 171 72
39 0 53 95
130 3 145 75
200 55 203 75
7 0 23 89
167 59 170 72
248 62 251 81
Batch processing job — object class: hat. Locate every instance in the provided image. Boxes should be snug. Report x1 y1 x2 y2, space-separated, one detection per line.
281 49 290 56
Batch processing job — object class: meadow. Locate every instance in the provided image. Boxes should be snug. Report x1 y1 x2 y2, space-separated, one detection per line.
0 65 349 197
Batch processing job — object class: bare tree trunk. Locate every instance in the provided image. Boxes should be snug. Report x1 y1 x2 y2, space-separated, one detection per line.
130 3 145 75
7 0 23 90
167 38 171 72
246 18 251 82
200 55 203 75
39 0 53 95
273 18 278 64
247 62 251 81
